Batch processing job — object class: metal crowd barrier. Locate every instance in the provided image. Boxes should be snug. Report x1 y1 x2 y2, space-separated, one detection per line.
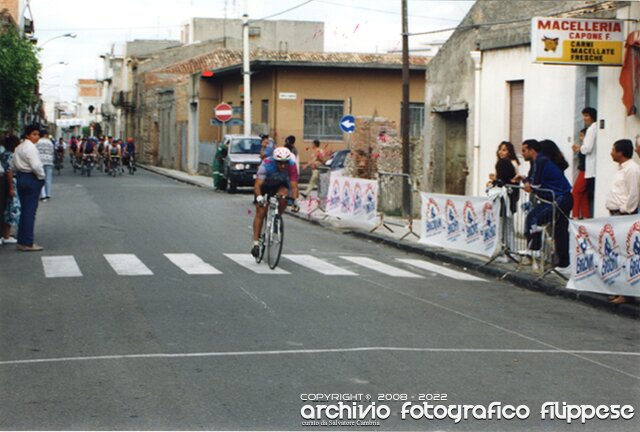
372 172 419 240
493 184 562 279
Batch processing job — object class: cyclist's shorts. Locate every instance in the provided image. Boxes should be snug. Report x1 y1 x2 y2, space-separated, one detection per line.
262 181 289 198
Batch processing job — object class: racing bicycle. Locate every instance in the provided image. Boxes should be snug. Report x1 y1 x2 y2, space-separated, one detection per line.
255 194 292 269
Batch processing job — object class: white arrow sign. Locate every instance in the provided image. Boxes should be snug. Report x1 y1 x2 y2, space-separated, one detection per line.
339 115 356 133
341 119 355 129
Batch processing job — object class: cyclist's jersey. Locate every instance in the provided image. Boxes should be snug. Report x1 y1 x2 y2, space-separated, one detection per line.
256 157 299 187
126 142 135 154
108 144 120 156
70 141 78 152
98 143 105 153
83 141 95 154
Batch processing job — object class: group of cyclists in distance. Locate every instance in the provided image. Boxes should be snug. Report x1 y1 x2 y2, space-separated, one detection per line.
60 135 137 176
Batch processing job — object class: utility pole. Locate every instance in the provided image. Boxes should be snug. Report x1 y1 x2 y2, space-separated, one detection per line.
242 0 252 136
401 0 411 217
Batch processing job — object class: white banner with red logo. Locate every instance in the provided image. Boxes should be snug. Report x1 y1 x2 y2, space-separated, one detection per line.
326 174 379 227
419 193 502 258
567 216 640 296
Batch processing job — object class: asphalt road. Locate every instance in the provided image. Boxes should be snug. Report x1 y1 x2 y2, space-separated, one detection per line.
0 168 638 431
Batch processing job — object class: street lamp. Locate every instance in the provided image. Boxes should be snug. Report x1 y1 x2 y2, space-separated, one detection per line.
39 33 77 47
42 61 68 71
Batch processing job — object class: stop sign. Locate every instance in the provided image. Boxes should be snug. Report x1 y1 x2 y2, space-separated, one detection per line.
214 103 233 122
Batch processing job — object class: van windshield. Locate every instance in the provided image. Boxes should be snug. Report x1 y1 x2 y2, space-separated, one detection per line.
229 138 261 154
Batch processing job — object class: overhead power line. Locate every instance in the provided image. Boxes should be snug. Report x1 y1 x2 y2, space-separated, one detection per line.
409 1 626 37
250 0 315 23
314 0 461 23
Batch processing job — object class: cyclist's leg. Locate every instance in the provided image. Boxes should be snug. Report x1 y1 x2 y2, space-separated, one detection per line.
253 204 268 242
276 186 289 214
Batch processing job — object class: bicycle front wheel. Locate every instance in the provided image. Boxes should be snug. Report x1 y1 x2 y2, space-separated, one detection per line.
267 214 284 269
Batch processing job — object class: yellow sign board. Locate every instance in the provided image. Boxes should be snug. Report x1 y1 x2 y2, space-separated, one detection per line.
532 17 624 66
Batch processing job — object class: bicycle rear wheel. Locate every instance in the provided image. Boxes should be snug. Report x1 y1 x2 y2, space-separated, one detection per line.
267 214 284 269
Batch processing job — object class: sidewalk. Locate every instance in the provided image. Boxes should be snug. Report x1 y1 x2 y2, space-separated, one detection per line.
140 164 639 319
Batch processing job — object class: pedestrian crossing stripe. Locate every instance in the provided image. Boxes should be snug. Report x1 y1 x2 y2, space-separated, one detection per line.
42 256 82 278
39 253 488 281
104 254 153 276
223 254 290 274
339 256 424 279
164 253 222 275
396 259 486 282
283 254 357 275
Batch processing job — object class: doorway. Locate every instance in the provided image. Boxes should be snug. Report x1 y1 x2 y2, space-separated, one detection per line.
441 110 469 195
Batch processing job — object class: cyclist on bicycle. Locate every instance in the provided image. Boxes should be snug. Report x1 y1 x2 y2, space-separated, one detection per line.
69 136 78 163
54 138 65 161
80 137 97 157
123 137 136 171
106 139 122 173
251 147 299 257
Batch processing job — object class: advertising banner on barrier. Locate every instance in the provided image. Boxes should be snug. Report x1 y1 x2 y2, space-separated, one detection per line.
326 174 378 226
567 216 640 296
419 193 502 258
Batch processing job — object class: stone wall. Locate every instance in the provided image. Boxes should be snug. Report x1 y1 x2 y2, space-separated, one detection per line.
341 116 423 215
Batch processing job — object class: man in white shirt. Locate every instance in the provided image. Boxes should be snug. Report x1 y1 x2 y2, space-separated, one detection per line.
579 107 597 216
606 139 640 216
36 132 55 201
13 125 45 251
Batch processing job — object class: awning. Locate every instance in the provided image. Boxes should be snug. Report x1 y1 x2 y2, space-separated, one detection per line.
619 31 640 116
55 118 88 128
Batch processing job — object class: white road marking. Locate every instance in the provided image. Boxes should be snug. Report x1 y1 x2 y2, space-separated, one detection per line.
42 256 82 278
396 259 486 282
1 347 638 367
339 256 423 278
104 254 153 276
283 254 357 275
164 253 222 275
224 254 290 274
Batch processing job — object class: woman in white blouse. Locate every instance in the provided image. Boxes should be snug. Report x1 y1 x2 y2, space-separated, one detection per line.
12 125 45 251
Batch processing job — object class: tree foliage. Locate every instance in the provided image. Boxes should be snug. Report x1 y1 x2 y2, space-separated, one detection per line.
0 26 41 131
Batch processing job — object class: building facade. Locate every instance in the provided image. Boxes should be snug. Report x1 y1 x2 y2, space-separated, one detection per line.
181 17 324 53
474 1 638 218
423 0 639 218
133 49 427 175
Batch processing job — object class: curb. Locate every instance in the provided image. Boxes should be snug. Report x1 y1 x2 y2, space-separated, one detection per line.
286 210 640 320
139 164 213 190
139 165 639 320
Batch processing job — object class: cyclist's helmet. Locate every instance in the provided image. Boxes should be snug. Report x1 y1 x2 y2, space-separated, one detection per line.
273 147 292 162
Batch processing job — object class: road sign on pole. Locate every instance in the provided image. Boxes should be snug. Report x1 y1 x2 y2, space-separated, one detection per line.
339 115 356 133
214 103 233 122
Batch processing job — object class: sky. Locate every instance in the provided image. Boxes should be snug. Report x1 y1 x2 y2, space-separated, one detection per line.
32 0 474 102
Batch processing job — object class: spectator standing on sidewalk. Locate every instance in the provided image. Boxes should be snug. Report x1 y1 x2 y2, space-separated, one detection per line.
0 138 7 244
302 139 326 198
259 134 274 160
605 139 640 217
284 135 300 173
605 139 640 305
488 141 520 213
36 130 54 201
0 135 20 245
579 107 598 216
571 128 590 219
13 125 45 251
521 139 573 273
